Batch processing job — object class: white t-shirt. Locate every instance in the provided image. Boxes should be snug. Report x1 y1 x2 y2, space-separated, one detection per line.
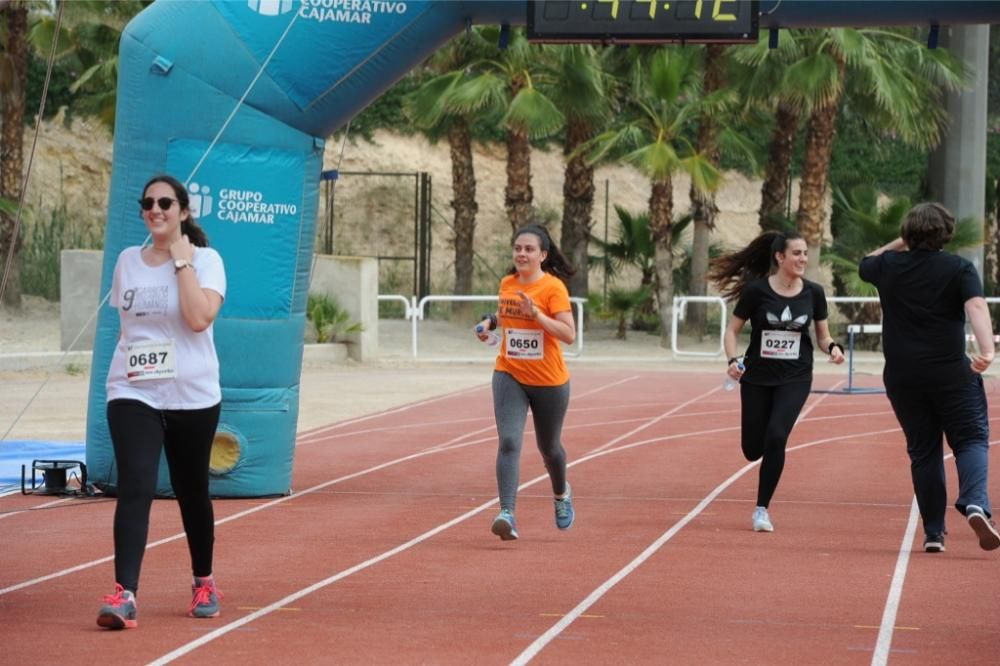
106 246 227 409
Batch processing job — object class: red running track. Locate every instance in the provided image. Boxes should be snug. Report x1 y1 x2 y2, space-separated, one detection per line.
1 369 998 665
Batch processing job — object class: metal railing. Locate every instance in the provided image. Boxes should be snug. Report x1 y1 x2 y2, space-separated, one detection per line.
670 296 727 358
379 294 585 359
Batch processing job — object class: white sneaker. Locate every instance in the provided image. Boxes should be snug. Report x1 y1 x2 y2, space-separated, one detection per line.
752 506 773 532
966 505 1000 551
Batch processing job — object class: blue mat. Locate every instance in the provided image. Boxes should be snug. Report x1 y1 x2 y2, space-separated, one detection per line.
0 440 86 494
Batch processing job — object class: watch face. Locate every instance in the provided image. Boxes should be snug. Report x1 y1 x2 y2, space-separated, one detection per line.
174 259 186 268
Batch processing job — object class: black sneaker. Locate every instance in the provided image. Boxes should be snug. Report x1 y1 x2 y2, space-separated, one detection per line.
966 505 1000 551
923 533 946 553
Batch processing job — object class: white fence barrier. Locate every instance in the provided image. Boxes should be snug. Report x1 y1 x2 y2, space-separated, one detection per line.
379 294 585 359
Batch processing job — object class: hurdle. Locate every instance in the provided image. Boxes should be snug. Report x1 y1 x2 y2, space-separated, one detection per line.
812 323 885 395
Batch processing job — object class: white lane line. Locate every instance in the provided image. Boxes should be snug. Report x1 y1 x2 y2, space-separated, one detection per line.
0 375 643 595
871 498 920 666
295 376 639 445
144 384 724 664
509 383 844 664
871 439 999 666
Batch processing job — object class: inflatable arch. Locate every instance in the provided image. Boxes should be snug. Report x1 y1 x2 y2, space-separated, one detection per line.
86 1 998 497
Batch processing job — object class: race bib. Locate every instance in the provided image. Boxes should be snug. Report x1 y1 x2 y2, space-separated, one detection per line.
760 330 801 359
126 339 177 381
505 328 544 360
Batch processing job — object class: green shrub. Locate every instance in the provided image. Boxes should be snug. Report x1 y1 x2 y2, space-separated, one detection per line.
307 293 363 343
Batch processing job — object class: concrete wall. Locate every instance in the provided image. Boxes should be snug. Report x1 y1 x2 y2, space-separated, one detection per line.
308 255 378 362
60 249 103 351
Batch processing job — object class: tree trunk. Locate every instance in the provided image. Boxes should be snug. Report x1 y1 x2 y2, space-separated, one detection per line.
505 126 533 232
448 119 477 297
687 45 725 336
0 2 27 308
759 103 799 232
560 118 595 301
648 177 674 348
795 59 844 283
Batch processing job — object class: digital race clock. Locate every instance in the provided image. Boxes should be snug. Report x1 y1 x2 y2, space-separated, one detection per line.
527 0 760 44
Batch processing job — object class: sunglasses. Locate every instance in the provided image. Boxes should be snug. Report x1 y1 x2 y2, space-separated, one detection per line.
138 197 178 211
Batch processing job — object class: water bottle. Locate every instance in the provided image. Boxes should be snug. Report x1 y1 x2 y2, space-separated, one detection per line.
724 359 744 391
475 323 500 348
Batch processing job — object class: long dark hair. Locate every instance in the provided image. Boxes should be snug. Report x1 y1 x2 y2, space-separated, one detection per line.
142 174 209 247
708 231 803 301
507 224 576 283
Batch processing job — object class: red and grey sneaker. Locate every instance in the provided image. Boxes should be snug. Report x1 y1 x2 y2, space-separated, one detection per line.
189 576 223 618
97 583 138 629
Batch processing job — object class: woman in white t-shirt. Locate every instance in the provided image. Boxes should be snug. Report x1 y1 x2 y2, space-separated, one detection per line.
97 174 227 630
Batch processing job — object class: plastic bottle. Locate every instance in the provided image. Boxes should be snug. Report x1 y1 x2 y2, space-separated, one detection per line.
475 323 500 348
724 359 744 391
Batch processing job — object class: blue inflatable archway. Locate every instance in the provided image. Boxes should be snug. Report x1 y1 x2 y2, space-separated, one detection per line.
85 0 531 496
86 1 998 496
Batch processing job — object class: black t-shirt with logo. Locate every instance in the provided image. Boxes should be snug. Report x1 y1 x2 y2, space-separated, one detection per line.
733 278 828 386
859 249 982 389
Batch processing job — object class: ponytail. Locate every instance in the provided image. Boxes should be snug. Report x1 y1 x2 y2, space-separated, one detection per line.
708 231 802 301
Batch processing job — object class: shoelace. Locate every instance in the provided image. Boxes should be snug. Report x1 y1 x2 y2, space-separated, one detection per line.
103 583 129 606
555 499 570 518
189 583 223 613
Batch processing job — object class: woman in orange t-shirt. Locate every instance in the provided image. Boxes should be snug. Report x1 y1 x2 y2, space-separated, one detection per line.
475 224 576 541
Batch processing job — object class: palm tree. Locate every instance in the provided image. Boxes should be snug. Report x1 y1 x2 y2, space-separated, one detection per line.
788 29 964 280
542 43 612 300
450 27 564 232
686 45 757 335
730 30 806 232
583 47 721 346
30 1 150 132
0 0 29 307
406 29 492 302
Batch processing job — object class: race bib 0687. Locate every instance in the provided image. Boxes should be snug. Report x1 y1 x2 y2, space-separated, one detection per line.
126 339 177 381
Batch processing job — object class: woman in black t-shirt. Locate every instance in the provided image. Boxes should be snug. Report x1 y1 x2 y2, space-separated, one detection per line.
709 231 845 532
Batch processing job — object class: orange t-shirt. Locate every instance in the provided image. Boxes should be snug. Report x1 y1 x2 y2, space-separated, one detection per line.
493 273 572 387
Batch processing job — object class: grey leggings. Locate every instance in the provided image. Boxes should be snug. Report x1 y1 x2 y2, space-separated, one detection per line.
492 371 570 511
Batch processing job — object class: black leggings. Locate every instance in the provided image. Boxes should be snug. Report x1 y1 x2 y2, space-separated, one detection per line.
739 381 811 508
107 399 221 594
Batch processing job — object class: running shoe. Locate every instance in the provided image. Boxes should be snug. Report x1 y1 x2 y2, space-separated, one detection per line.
752 506 774 532
189 576 223 618
491 508 519 541
966 505 1000 551
923 533 946 553
554 483 575 530
97 583 138 630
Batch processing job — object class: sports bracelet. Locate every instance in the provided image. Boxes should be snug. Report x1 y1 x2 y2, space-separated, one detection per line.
828 341 844 355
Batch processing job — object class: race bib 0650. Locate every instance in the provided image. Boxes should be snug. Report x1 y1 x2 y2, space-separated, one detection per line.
505 328 544 360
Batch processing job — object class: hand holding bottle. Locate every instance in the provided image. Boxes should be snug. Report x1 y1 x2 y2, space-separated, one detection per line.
724 358 744 391
474 318 500 348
